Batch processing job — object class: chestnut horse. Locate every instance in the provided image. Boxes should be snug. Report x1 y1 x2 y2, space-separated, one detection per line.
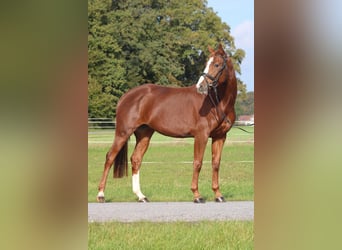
97 44 237 203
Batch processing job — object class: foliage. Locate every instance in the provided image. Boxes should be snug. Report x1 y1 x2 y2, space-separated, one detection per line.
235 91 254 116
88 0 247 118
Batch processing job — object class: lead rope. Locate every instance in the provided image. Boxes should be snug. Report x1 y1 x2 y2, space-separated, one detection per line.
208 86 231 125
208 86 254 134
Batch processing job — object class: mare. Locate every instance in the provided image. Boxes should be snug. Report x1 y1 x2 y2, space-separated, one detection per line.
97 44 237 203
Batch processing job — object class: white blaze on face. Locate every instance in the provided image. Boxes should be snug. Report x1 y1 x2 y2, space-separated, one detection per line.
196 57 214 89
132 171 145 200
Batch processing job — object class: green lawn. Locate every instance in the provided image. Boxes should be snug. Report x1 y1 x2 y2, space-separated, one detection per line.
88 128 254 202
88 221 254 250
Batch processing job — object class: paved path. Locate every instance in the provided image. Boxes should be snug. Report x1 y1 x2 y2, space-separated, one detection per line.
88 201 254 222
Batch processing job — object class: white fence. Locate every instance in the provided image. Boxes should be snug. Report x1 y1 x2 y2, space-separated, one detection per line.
88 118 115 129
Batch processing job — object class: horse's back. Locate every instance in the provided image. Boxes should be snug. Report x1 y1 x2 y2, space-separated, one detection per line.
118 84 196 109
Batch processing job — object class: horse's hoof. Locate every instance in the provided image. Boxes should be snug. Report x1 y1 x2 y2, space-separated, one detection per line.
193 197 205 203
138 197 149 203
97 196 105 203
215 196 225 202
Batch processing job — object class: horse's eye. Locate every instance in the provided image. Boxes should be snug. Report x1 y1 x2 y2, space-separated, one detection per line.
214 64 219 68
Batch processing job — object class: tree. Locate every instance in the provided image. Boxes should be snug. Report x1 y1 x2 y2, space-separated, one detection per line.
235 91 254 117
88 0 247 118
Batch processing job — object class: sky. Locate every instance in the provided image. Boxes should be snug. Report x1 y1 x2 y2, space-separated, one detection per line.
207 0 254 91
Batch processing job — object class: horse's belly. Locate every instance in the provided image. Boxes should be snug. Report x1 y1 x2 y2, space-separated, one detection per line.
148 113 194 138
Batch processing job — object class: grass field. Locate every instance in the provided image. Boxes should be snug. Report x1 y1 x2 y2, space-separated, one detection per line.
88 127 254 249
88 221 254 250
88 127 254 202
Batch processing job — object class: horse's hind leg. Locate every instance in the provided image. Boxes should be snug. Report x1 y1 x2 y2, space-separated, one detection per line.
97 135 128 202
131 125 154 202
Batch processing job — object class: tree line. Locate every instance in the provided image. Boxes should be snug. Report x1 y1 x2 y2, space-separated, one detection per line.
88 0 252 119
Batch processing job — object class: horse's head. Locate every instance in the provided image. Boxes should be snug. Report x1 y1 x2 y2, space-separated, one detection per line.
196 44 228 95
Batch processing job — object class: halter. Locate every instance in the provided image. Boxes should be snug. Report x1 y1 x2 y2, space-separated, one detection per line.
201 56 232 125
200 56 227 89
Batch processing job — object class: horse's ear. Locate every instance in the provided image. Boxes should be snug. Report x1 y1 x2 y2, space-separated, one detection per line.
217 43 228 58
218 43 224 53
208 45 215 54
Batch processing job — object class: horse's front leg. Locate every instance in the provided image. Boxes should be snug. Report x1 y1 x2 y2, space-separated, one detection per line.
211 136 226 202
191 135 208 203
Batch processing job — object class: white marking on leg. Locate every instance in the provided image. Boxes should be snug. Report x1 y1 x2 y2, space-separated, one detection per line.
97 191 104 197
132 171 146 200
196 57 213 89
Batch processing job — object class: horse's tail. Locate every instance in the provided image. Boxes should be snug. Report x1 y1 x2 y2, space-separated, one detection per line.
113 141 128 178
